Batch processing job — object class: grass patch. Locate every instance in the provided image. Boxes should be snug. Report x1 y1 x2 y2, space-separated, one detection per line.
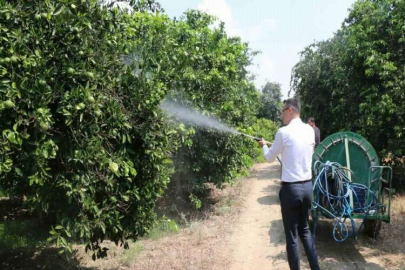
215 197 237 216
213 182 243 216
0 220 49 249
215 206 232 216
392 193 405 215
146 217 179 241
120 242 143 266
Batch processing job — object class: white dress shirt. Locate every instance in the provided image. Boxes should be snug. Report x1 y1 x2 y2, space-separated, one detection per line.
263 118 315 182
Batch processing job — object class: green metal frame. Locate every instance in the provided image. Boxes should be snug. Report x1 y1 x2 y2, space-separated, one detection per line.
351 166 393 222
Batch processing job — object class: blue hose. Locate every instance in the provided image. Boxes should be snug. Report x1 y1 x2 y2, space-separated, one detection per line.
312 161 378 242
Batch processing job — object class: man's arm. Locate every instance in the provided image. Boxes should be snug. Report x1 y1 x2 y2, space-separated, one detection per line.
261 131 283 163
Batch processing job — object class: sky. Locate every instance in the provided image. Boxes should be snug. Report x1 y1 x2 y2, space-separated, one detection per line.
157 0 356 98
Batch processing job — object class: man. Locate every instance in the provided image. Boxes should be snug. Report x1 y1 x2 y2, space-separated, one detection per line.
259 98 319 270
307 117 320 149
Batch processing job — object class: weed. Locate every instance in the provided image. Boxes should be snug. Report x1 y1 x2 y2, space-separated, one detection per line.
146 217 179 240
120 242 143 267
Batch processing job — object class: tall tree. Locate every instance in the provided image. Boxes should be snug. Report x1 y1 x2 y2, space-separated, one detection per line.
258 81 282 122
0 0 260 256
291 0 405 187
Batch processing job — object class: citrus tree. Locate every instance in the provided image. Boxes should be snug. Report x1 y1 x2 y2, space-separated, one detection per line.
0 0 183 257
166 11 260 197
0 0 262 257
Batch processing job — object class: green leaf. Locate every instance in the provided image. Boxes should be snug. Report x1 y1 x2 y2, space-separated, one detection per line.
53 5 65 16
60 236 68 246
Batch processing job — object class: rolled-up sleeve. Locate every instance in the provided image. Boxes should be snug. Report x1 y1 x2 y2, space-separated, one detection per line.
263 130 283 163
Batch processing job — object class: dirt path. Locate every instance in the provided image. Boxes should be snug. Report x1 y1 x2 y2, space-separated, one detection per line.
229 161 291 270
227 161 402 270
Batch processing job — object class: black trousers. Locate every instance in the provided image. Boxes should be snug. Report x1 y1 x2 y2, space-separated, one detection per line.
279 180 320 270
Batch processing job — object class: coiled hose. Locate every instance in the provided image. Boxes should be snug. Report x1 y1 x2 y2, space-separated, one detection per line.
312 161 378 242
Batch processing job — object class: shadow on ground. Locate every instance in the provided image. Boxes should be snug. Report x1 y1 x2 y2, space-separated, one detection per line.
0 199 94 270
266 215 388 269
250 164 281 181
268 219 285 247
257 194 280 206
313 220 386 270
0 248 94 270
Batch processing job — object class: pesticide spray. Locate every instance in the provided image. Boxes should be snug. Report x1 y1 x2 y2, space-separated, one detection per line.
160 99 271 144
160 99 238 134
160 99 280 164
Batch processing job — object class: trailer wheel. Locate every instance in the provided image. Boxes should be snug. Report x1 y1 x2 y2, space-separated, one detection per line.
364 219 382 238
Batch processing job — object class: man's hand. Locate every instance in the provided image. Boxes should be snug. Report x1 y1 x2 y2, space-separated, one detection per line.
259 138 272 147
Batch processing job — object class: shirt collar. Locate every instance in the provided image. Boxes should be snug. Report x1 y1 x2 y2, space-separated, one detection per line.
289 117 302 125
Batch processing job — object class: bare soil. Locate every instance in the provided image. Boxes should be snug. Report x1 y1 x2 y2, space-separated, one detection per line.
2 161 404 269
116 161 405 270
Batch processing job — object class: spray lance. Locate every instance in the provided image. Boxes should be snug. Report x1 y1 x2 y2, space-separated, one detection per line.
238 132 271 145
238 133 261 142
238 132 282 164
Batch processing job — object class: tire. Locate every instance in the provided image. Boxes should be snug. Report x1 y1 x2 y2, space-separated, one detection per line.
364 219 382 238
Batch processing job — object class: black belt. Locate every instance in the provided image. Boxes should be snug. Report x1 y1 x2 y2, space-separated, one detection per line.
282 179 312 185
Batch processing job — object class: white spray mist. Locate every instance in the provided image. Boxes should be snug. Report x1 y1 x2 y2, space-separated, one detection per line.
160 99 239 134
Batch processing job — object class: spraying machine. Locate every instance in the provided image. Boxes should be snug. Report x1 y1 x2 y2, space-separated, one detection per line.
311 131 394 241
240 130 393 241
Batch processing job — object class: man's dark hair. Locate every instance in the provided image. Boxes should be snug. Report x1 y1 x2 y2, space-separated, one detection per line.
283 98 301 113
307 117 315 123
